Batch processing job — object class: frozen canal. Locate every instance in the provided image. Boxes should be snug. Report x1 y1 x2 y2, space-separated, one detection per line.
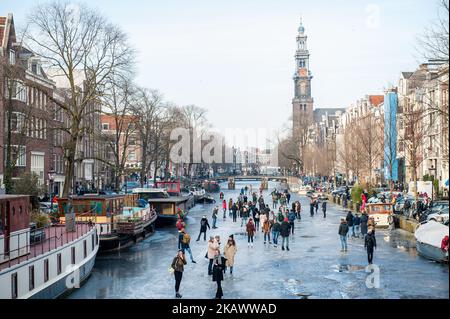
68 181 449 299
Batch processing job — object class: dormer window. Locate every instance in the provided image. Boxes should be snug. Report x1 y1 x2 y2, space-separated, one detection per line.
31 61 39 75
9 50 15 65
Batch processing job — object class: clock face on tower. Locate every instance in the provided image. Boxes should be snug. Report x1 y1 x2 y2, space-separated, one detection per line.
298 68 307 77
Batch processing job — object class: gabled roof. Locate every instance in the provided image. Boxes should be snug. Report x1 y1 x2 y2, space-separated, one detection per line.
368 95 384 106
401 72 413 79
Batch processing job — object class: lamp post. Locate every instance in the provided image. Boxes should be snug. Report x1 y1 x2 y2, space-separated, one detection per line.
48 169 55 205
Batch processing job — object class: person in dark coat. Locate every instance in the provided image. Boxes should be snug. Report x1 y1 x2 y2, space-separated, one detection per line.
280 218 291 251
353 213 361 238
171 250 187 298
231 203 238 222
310 198 315 217
196 215 211 241
345 211 354 237
364 228 377 264
322 201 327 218
338 218 349 252
212 253 224 299
360 212 369 236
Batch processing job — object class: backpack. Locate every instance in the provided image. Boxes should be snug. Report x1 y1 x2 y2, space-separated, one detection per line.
182 232 191 245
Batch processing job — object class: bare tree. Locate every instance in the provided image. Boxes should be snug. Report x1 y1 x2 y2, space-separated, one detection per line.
131 88 166 186
417 0 449 62
401 95 427 199
353 110 384 186
100 75 136 192
24 1 135 196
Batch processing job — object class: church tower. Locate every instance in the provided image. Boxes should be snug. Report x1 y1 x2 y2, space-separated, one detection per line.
292 18 314 137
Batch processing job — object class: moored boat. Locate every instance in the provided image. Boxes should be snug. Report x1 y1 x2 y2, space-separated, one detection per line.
57 195 157 254
414 220 449 263
202 180 220 193
366 203 393 228
133 188 191 226
0 195 99 299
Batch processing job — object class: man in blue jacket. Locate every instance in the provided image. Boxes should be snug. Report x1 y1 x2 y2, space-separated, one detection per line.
288 209 296 235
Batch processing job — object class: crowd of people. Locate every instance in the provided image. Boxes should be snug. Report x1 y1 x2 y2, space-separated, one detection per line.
169 183 382 299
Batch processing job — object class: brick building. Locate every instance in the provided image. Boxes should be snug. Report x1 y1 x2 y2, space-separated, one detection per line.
1 14 63 195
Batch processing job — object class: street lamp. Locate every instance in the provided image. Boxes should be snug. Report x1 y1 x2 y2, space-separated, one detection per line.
48 168 55 202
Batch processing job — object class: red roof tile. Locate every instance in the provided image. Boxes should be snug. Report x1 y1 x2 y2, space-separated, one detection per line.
369 95 384 106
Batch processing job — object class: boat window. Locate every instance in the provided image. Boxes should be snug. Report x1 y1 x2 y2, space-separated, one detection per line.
71 246 76 264
83 240 87 258
11 273 18 299
57 253 62 275
44 259 49 282
29 265 35 291
91 234 95 251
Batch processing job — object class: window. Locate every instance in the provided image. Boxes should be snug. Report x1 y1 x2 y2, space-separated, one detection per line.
91 234 95 251
5 80 27 102
128 138 136 146
5 145 26 167
44 259 49 282
11 273 18 299
57 253 62 275
9 50 15 65
102 123 109 130
71 247 76 264
10 112 26 133
83 240 87 258
128 150 136 161
29 266 35 291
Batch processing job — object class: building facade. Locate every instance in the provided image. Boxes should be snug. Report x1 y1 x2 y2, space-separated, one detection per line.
1 14 63 195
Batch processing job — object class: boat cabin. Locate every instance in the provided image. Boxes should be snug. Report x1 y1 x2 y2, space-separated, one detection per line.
147 197 190 219
57 195 126 224
155 181 181 196
366 203 393 215
0 195 31 263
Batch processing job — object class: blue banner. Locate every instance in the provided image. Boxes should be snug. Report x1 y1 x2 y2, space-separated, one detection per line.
383 92 398 181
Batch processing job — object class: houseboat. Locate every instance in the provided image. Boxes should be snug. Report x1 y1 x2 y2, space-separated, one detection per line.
365 203 393 228
155 180 181 196
0 195 99 299
132 188 191 226
202 180 220 193
57 195 157 253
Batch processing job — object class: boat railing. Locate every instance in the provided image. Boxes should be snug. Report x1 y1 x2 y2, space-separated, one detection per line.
0 222 95 271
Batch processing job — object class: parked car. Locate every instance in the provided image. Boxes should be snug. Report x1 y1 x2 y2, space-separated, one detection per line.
39 202 58 214
426 206 449 223
331 186 347 197
121 181 140 193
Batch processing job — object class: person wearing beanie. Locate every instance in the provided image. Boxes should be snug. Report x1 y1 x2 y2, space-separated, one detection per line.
280 217 291 251
196 215 211 241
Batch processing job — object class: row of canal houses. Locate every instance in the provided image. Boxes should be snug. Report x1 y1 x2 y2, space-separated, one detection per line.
0 182 193 299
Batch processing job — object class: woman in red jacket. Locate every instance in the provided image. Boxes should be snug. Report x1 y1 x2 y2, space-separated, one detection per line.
222 199 227 219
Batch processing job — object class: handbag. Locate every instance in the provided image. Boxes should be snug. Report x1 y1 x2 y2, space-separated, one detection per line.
168 266 174 274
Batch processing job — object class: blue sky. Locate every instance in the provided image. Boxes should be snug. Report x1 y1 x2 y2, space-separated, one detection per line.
1 0 439 139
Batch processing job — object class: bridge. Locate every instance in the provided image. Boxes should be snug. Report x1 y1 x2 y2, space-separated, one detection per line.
215 175 288 183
